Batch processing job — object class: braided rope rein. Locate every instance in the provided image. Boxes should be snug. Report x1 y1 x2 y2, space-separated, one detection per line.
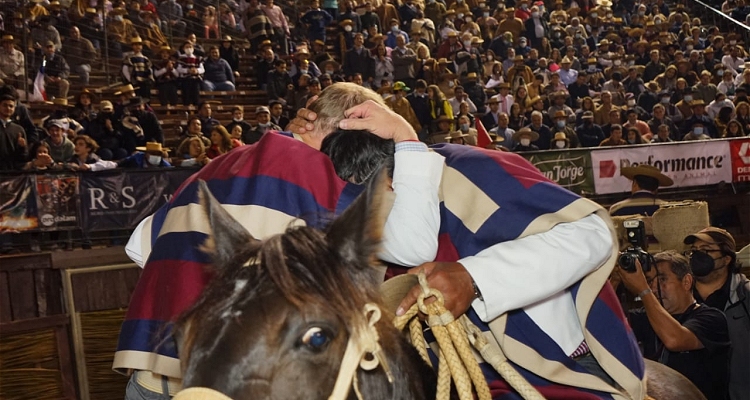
393 273 545 400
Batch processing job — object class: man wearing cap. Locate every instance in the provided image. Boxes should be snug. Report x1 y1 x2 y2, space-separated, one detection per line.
615 250 730 400
576 110 605 147
0 36 24 90
38 40 70 99
387 81 421 133
61 27 96 86
685 227 750 400
242 105 281 144
44 119 75 163
609 164 673 216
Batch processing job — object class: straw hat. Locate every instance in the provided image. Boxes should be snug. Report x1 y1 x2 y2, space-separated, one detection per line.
620 164 673 186
435 115 453 124
553 110 567 119
466 72 478 80
114 84 138 96
136 142 170 153
512 127 540 142
553 131 569 142
446 130 469 141
45 97 73 107
110 7 128 16
100 100 114 112
131 37 143 45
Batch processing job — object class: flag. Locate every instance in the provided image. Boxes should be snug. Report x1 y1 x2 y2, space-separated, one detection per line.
28 64 47 103
475 118 492 148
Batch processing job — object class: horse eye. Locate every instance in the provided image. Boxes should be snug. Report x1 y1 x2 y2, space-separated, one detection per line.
300 327 331 351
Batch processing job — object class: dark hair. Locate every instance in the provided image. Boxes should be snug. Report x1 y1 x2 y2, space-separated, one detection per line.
634 175 659 191
610 124 622 133
320 129 394 184
654 250 692 281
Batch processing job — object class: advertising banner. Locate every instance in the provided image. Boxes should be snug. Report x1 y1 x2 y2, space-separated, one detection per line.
0 175 39 232
34 174 79 231
729 138 750 183
590 141 733 195
79 169 194 231
524 149 595 195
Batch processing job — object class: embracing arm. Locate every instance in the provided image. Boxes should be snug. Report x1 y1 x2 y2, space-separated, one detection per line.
465 213 613 321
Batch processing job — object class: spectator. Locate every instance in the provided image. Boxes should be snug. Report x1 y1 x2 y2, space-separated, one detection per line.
255 45 278 90
0 93 27 171
725 119 746 138
338 1 362 33
623 108 652 139
61 27 96 86
68 135 117 172
225 106 253 139
22 141 55 171
550 110 579 147
178 116 212 155
625 126 649 145
153 46 179 106
122 37 154 100
267 59 293 105
261 0 288 55
242 106 280 144
361 2 381 33
268 100 289 128
386 81 421 133
527 110 552 150
44 119 75 163
599 124 627 146
448 85 476 116
445 129 469 144
158 0 186 38
648 104 680 141
343 33 374 83
694 70 719 104
0 35 25 90
617 250 730 400
173 136 211 167
70 89 96 132
455 114 477 145
707 92 735 120
206 125 238 158
196 101 220 136
122 96 163 153
385 18 409 48
203 6 219 39
203 46 236 92
88 100 128 160
176 41 204 106
683 100 718 138
576 111 605 148
118 141 172 168
652 124 674 143
511 127 539 152
246 7 274 51
219 36 241 74
38 40 70 99
301 0 334 43
406 79 431 136
31 16 61 51
391 34 417 89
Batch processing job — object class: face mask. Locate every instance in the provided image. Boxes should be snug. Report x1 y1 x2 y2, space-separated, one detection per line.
520 41 527 47
185 48 194 55
521 5 528 10
325 69 335 74
717 70 724 76
258 122 269 127
187 4 193 8
555 140 566 148
588 65 596 71
730 40 737 45
693 127 704 135
448 80 455 88
531 11 539 17
344 25 352 32
457 13 464 19
686 45 693 51
114 15 123 21
300 69 308 74
464 40 472 47
520 138 531 146
690 250 721 277
428 0 435 3
575 33 582 38
638 11 645 16
466 17 472 22
627 100 636 107
684 95 693 102
391 25 398 32
147 155 162 165
627 138 636 144
614 60 622 66
590 12 598 18
483 12 490 18
233 117 242 122
487 54 493 61
460 123 469 131
661 97 670 104
556 120 565 128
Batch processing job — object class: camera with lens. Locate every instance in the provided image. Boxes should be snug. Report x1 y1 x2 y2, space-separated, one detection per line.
618 220 651 273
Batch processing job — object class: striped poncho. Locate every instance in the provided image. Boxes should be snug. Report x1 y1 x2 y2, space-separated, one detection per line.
113 133 361 378
427 143 646 400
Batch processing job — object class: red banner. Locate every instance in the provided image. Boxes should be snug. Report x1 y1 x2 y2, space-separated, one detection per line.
729 138 750 183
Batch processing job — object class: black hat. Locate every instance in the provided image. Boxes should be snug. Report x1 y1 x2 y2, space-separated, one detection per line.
128 96 147 107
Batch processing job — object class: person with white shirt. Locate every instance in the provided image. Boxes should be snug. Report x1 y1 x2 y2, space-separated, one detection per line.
721 45 744 77
447 85 477 116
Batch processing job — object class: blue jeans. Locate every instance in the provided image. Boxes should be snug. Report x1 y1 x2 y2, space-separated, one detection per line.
124 373 171 400
202 80 236 92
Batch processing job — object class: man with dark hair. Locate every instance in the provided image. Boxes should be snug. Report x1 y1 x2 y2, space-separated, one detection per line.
609 164 673 216
616 250 730 400
202 46 236 92
225 106 253 138
684 228 750 400
267 59 293 103
0 93 27 171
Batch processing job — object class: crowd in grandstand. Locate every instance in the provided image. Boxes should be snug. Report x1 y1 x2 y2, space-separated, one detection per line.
1 0 750 168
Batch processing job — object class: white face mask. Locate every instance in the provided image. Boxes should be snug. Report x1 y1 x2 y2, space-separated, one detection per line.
693 127 704 135
457 13 464 19
448 80 455 88
114 15 123 21
684 95 693 102
233 117 242 122
614 60 622 66
463 40 472 47
184 48 194 55
555 140 566 148
531 11 539 17
627 100 636 106
300 69 308 74
590 12 598 18
520 138 531 146
147 155 162 165
686 45 693 51
344 25 352 32
487 54 493 62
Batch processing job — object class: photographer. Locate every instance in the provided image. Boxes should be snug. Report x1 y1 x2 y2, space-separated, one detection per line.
614 250 730 400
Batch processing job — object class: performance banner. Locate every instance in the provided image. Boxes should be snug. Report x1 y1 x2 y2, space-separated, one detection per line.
590 140 733 194
0 175 39 232
35 174 80 231
79 168 195 231
524 149 595 195
729 138 750 183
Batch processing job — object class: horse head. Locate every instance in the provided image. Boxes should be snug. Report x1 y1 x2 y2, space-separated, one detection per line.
176 173 436 400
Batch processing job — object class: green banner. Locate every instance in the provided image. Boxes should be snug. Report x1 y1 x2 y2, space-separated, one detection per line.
523 149 595 195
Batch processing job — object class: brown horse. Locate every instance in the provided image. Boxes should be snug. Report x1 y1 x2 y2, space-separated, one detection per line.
175 177 437 400
176 174 706 400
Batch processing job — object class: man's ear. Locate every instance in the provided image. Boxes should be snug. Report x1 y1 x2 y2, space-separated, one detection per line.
683 273 695 291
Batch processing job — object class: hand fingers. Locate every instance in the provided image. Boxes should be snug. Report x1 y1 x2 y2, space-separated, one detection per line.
337 116 374 131
343 100 377 119
305 95 319 109
396 285 421 316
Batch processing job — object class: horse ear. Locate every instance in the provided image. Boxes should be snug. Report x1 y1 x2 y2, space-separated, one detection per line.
197 180 256 266
326 167 392 267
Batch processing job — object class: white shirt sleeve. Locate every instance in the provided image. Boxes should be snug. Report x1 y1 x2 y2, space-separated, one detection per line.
378 145 444 266
89 160 118 171
464 213 613 322
126 215 154 268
